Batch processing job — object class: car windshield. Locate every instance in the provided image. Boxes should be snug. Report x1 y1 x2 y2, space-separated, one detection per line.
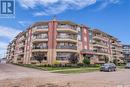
103 64 111 66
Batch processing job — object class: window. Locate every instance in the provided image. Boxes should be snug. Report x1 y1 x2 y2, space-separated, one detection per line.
56 52 72 60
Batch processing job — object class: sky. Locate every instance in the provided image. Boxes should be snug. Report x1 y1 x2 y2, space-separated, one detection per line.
0 0 130 58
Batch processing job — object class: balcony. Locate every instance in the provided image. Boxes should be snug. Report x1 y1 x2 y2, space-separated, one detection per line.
57 45 77 50
32 36 48 42
93 35 109 42
17 57 23 61
19 36 26 42
32 46 48 52
18 43 25 48
56 45 77 52
112 47 123 52
56 52 72 61
57 36 77 43
93 49 109 55
93 42 108 48
18 50 24 55
32 26 48 33
57 25 78 33
33 46 48 49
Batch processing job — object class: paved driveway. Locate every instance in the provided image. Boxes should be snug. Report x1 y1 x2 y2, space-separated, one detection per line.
0 64 130 87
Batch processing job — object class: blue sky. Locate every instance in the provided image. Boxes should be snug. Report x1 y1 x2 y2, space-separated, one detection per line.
0 0 130 58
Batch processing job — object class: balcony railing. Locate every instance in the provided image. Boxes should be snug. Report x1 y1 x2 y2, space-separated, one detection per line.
33 36 48 39
57 35 77 40
19 36 26 41
93 42 108 47
18 50 24 54
33 26 48 30
93 35 109 41
17 57 23 60
57 25 77 30
93 49 108 54
57 45 77 50
33 46 48 49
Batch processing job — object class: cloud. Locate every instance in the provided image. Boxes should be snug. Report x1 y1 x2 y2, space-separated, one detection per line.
18 21 31 27
0 42 8 50
96 0 120 11
0 50 6 58
18 0 120 16
0 42 8 58
0 26 21 58
0 26 21 40
18 0 97 16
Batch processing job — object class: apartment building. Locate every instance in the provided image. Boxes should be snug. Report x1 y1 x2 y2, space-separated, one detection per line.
89 29 124 64
123 45 130 62
6 19 124 64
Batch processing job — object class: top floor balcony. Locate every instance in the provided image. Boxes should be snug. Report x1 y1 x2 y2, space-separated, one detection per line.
32 25 48 33
93 35 109 42
57 25 77 30
57 25 78 33
93 41 108 48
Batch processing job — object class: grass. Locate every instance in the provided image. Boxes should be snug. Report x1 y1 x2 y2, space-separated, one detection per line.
14 63 126 74
51 68 99 74
13 63 100 74
117 65 125 69
13 64 99 74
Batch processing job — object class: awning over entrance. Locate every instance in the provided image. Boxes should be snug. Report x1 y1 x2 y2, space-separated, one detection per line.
80 49 95 55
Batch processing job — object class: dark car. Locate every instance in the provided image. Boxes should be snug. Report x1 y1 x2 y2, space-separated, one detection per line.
100 63 116 72
125 63 130 69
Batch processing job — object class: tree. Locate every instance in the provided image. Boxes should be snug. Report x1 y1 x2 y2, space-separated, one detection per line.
83 55 90 65
113 59 118 65
68 53 79 64
104 55 109 63
34 53 44 63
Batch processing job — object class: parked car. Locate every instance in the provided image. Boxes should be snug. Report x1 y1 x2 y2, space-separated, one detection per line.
125 63 130 69
100 63 117 72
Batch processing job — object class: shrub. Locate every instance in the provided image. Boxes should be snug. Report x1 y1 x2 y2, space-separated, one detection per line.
68 53 79 64
53 61 61 67
34 53 45 63
83 58 90 65
94 64 101 67
54 61 61 65
77 63 84 67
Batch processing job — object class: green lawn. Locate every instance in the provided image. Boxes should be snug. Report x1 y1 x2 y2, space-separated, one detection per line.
14 63 126 74
51 68 99 74
14 64 99 74
117 65 125 69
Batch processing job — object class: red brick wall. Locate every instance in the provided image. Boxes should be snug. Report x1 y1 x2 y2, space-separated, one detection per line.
82 26 89 50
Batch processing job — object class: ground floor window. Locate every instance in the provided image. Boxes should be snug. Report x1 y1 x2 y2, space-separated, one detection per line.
31 52 47 61
56 52 72 61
